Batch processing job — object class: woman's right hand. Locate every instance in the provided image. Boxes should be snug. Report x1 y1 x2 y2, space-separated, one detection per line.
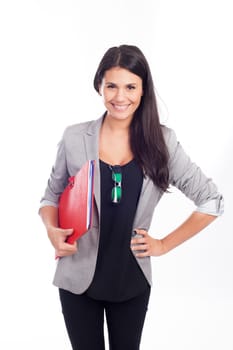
47 226 78 258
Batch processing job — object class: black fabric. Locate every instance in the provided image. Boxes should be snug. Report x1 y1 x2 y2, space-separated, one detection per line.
59 286 151 350
87 159 149 302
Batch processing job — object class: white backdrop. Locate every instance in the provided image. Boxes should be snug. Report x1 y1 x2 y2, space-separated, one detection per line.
0 1 232 349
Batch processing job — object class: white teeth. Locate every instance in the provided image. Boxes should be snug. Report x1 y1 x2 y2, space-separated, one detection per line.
113 104 129 111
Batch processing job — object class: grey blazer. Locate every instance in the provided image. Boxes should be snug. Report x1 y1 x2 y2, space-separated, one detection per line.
40 116 223 294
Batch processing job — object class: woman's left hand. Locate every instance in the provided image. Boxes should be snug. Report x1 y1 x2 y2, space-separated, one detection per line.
131 228 166 257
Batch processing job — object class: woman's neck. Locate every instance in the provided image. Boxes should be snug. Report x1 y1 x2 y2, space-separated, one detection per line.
99 114 133 165
103 114 132 133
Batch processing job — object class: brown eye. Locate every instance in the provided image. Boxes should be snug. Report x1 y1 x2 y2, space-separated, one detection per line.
106 84 116 89
127 85 136 90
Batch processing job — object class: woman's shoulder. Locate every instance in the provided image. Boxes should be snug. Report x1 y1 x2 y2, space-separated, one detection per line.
161 125 183 161
63 116 103 139
161 125 178 148
64 120 93 135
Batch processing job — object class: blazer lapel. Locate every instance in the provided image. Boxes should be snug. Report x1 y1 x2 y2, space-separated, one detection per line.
83 116 104 217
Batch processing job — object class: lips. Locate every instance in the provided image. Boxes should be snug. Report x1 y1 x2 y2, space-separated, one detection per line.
111 103 130 111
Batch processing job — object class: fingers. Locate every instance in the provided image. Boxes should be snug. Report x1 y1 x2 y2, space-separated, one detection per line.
131 228 148 245
134 250 149 258
55 241 77 259
131 228 149 257
131 243 149 257
131 229 165 257
133 228 147 236
48 226 77 258
60 228 74 236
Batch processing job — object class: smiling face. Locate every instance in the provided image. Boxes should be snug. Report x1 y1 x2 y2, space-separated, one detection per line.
99 66 143 123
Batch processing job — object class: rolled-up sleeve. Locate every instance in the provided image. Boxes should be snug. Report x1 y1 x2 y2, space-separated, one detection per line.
166 128 224 216
40 135 69 209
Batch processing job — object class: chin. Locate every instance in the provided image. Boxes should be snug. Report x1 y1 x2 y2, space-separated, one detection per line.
112 113 133 121
107 108 134 120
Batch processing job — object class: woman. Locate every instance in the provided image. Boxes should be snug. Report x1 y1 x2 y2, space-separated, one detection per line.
39 45 223 350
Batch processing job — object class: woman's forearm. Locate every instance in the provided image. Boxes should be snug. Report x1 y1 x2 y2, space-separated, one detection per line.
161 211 217 254
39 205 77 257
39 205 59 229
132 211 218 257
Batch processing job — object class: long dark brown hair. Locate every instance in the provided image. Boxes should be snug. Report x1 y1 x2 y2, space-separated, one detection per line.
94 45 169 192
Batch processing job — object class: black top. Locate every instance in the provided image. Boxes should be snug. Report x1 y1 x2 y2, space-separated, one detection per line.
87 159 149 302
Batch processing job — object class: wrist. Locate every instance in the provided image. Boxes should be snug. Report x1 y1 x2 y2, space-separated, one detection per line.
160 238 169 255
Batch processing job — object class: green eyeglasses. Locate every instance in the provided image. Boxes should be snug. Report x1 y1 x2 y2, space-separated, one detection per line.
110 165 122 204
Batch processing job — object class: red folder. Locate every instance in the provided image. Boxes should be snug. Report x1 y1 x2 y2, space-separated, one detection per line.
58 160 95 244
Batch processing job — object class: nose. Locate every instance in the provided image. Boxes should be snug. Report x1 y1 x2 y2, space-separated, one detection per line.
114 88 126 101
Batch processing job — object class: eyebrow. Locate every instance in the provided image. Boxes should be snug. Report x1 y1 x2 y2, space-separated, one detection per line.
105 82 138 86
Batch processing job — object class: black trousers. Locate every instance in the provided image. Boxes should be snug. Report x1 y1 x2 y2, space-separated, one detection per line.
59 287 151 350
